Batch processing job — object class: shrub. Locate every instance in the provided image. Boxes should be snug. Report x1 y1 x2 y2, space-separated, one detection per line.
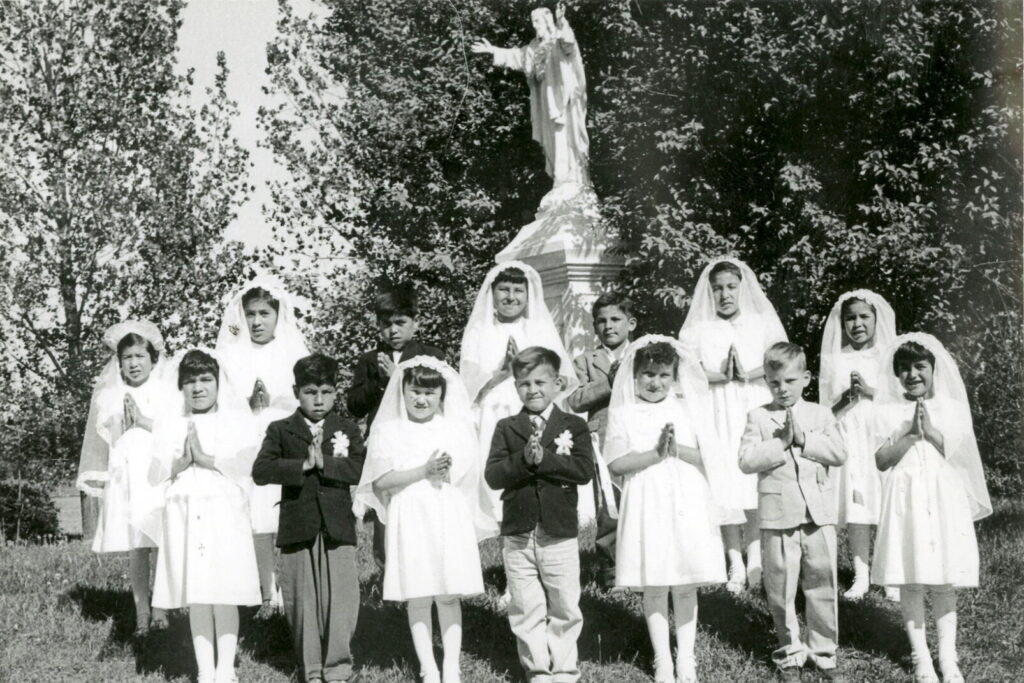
0 479 60 542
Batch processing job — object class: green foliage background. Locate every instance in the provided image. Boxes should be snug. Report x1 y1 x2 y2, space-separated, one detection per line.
0 0 251 485
263 0 1022 494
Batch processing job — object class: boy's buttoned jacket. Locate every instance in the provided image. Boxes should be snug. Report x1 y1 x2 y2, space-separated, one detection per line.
738 400 846 529
485 406 594 539
252 410 366 547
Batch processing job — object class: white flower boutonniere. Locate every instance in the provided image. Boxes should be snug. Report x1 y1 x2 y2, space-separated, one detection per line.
554 429 574 456
331 431 350 458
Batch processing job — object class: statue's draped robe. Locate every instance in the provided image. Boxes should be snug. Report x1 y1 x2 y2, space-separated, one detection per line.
492 23 589 186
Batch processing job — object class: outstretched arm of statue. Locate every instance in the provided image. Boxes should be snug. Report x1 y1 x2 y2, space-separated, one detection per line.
472 36 526 72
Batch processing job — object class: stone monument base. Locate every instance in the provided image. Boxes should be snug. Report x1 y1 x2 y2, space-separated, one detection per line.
496 182 624 358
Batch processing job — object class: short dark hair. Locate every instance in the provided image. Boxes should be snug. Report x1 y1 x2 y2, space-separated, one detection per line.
492 267 528 288
242 287 280 313
591 291 635 321
372 283 419 319
178 349 219 389
511 346 561 380
294 353 338 387
840 296 876 318
402 365 447 401
764 342 807 372
632 342 679 379
893 341 935 374
708 260 743 282
117 333 159 364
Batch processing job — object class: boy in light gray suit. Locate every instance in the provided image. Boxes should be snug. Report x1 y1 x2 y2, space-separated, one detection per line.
739 342 846 682
567 291 637 587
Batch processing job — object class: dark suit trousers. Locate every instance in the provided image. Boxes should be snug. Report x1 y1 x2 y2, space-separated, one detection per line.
280 533 360 681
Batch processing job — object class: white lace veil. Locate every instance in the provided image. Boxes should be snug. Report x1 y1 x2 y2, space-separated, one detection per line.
819 289 897 406
459 261 577 401
77 320 172 496
357 356 498 540
875 333 992 521
215 275 310 409
678 257 787 343
605 334 729 512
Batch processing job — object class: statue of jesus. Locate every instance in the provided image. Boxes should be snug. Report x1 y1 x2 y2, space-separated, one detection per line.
472 2 590 189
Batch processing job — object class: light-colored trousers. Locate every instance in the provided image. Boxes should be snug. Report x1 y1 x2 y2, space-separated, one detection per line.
280 535 359 682
761 523 838 670
503 527 583 683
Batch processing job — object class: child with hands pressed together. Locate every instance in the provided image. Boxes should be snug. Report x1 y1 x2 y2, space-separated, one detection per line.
217 278 311 615
252 353 366 683
151 350 261 683
348 285 445 571
461 263 578 526
818 290 898 600
871 335 991 683
679 258 788 593
77 320 176 634
355 357 493 683
739 343 846 682
484 347 593 683
603 337 727 683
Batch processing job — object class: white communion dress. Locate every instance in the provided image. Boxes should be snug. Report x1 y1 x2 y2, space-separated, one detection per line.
605 396 727 588
871 398 979 588
681 314 782 514
360 416 486 601
91 376 173 552
151 409 262 609
830 346 887 525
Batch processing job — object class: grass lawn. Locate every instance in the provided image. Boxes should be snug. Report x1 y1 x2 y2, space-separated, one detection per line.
2 501 1021 682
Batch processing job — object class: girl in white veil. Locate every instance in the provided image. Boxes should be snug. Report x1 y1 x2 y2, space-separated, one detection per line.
152 348 261 683
818 290 897 599
871 333 991 683
678 257 787 592
604 335 727 683
459 261 578 525
355 356 494 683
215 275 311 613
76 319 176 632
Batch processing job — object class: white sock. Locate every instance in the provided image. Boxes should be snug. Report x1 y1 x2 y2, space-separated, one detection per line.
900 586 936 677
847 524 871 584
931 586 959 674
436 596 462 680
408 598 439 677
722 525 745 580
643 587 673 681
213 604 239 681
671 586 698 677
189 604 216 682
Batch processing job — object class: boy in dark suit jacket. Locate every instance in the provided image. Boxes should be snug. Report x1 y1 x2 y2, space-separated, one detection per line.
347 284 445 431
253 353 365 683
566 291 637 587
485 347 594 683
347 285 444 570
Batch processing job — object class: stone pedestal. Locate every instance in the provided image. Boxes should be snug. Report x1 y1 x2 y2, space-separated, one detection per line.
496 183 624 357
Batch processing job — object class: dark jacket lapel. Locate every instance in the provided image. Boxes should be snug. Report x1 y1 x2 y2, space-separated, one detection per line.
508 410 536 442
539 406 567 446
283 410 313 443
